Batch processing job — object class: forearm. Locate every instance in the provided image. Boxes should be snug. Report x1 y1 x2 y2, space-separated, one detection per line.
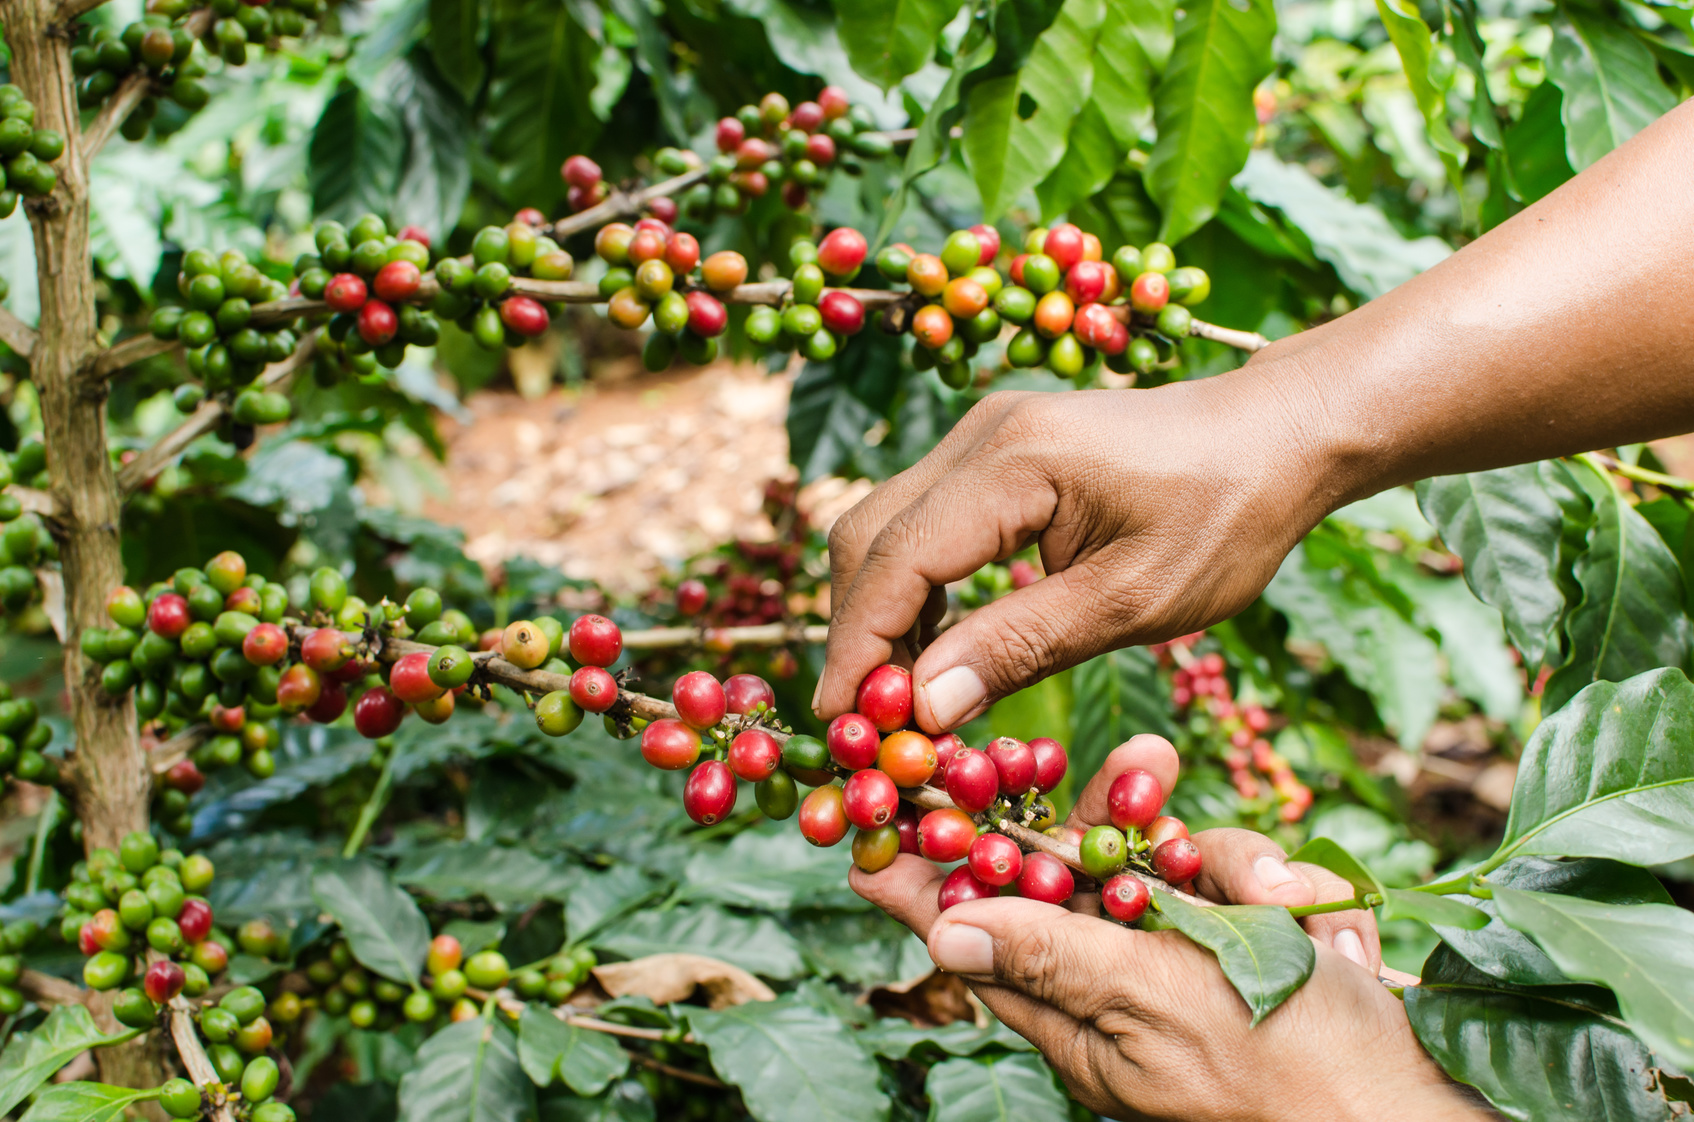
1240 98 1694 512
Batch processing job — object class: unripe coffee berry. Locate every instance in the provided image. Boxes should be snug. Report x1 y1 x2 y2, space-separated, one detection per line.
985 737 1036 797
500 620 549 669
570 666 618 713
938 865 996 911
1015 851 1074 904
727 729 781 781
427 933 462 976
1151 838 1201 885
798 784 849 847
841 768 899 830
1101 874 1151 923
569 614 622 667
1107 769 1164 832
683 760 737 825
875 729 937 787
856 664 912 732
944 748 998 813
672 670 727 730
640 718 700 770
1079 824 1127 878
826 712 879 770
967 833 1023 887
917 807 975 863
851 825 901 873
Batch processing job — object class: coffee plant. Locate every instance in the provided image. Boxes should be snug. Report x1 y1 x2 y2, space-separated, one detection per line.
0 0 1689 1119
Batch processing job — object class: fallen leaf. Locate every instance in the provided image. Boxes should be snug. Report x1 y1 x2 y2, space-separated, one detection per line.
591 953 775 1009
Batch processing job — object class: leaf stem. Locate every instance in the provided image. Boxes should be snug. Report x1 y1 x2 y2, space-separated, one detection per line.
342 745 399 859
1408 877 1476 896
1287 895 1378 918
25 788 61 894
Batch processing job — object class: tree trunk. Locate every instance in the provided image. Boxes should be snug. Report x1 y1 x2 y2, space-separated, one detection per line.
2 0 161 1106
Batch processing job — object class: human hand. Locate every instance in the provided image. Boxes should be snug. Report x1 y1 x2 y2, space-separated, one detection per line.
850 735 1488 1122
814 375 1340 731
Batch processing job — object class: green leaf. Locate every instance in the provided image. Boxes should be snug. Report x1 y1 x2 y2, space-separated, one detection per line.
676 824 863 912
1487 668 1694 871
1440 857 1673 987
0 1008 143 1118
1494 889 1694 1069
1405 943 1684 1122
1379 888 1489 930
963 0 1107 221
1416 465 1568 668
1069 171 1160 254
923 1052 1068 1122
398 1017 535 1122
312 858 432 987
429 0 486 100
792 909 931 986
1285 836 1381 900
389 56 475 244
1144 0 1276 245
686 997 890 1122
837 0 964 91
308 82 406 225
392 842 577 906
719 0 895 113
1144 894 1315 1024
1505 80 1575 206
593 904 807 979
605 0 692 141
488 0 603 213
1374 0 1466 186
18 1083 152 1122
519 1006 630 1096
1548 6 1677 172
1398 569 1524 723
540 1080 655 1122
1070 646 1175 783
857 1017 1034 1061
786 362 879 483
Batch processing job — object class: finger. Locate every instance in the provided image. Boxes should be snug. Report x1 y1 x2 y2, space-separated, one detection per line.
848 853 947 940
1188 828 1318 910
1288 860 1383 974
1063 735 1181 832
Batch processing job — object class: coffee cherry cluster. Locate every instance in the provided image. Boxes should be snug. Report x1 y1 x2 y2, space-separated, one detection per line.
877 224 1006 388
0 916 44 1017
431 216 567 352
301 938 437 1029
684 87 890 220
0 84 63 213
176 985 292 1120
744 228 869 363
952 556 1042 609
295 214 446 376
595 218 734 370
60 832 225 1024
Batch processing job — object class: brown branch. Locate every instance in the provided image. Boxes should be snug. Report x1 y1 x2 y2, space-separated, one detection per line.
550 167 710 240
620 623 828 650
167 997 238 1122
148 722 210 777
57 0 114 21
0 305 37 358
19 968 91 1007
13 485 62 521
628 1051 727 1088
1109 305 1269 354
78 71 150 166
86 333 179 382
117 335 317 494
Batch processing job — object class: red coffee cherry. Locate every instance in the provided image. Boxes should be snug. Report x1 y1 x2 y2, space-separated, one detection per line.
301 627 354 672
1101 874 1151 923
683 760 737 826
892 801 921 855
938 865 996 911
1064 260 1109 304
374 260 421 302
967 833 1023 887
1028 737 1068 794
570 666 619 713
569 614 623 667
306 681 348 725
917 808 976 863
148 593 190 638
633 217 672 238
684 290 728 337
788 100 825 132
640 718 701 770
358 299 398 345
855 664 912 732
1043 223 1085 272
1107 769 1164 832
818 86 850 119
663 232 700 275
276 664 323 714
500 296 550 337
727 729 781 781
144 959 185 1004
1152 838 1201 885
646 196 679 224
1146 815 1189 848
799 785 849 847
723 673 775 716
805 133 835 166
714 117 745 154
875 730 937 788
562 155 602 188
390 652 444 703
675 579 708 616
1130 271 1170 315
353 686 405 738
967 223 1001 264
817 227 867 278
842 769 899 830
1015 852 1075 904
397 224 433 245
324 272 367 312
944 748 999 814
672 671 727 730
818 291 865 335
984 737 1036 797
930 733 965 779
177 899 213 943
210 704 243 733
241 622 287 666
164 758 204 795
826 712 879 770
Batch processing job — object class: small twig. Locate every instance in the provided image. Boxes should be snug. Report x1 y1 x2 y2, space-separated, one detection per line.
168 996 238 1122
79 72 151 165
0 305 37 359
148 723 210 777
1585 451 1694 500
18 969 89 1007
10 486 61 522
628 1051 727 1088
549 167 710 240
620 623 828 650
1109 305 1270 353
85 333 179 382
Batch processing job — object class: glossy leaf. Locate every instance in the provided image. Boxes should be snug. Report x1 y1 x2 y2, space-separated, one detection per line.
924 1052 1068 1122
1144 894 1314 1024
686 997 890 1122
487 0 603 213
1070 646 1175 783
398 1017 535 1122
1144 0 1276 245
1488 668 1694 870
312 858 432 987
1505 80 1575 205
390 56 476 243
0 1008 142 1118
593 904 807 979
676 824 864 912
429 0 486 100
1398 568 1523 723
1547 7 1677 172
1406 944 1683 1122
519 1006 629 1096
1378 888 1489 930
1374 0 1466 185
308 82 406 224
857 1017 1034 1061
786 361 880 484
540 1080 655 1122
1285 836 1381 901
393 842 577 906
18 1083 152 1122
837 0 964 90
720 0 894 116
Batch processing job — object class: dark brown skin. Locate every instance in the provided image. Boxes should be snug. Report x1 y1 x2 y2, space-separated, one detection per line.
825 91 1694 1122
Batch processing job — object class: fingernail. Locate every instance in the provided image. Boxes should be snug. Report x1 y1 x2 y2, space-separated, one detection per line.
1253 856 1302 894
810 675 824 716
1334 928 1368 968
920 666 987 729
930 923 993 975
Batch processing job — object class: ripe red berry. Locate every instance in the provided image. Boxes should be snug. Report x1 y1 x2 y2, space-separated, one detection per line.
715 117 745 154
77 921 100 956
358 299 398 345
723 674 775 716
165 758 204 795
1107 769 1164 833
210 704 244 733
967 833 1023 887
683 760 737 826
818 86 850 119
512 209 545 228
1101 874 1151 923
684 290 728 337
875 730 937 788
567 182 606 212
938 865 996 910
353 686 405 738
1064 259 1108 304
1043 223 1084 272
1028 737 1068 794
671 671 726 730
148 593 190 638
570 666 619 713
968 223 1001 264
855 664 912 732
305 681 348 724
144 959 185 1004
1152 838 1202 885
276 664 324 714
178 898 213 943
917 808 976 863
944 748 999 813
727 729 781 781
826 712 879 770
1130 271 1170 315
300 627 354 672
788 100 824 132
985 737 1036 797
799 784 849 847
569 614 622 667
675 579 708 616
1016 851 1075 904
818 290 864 335
805 133 835 166
500 296 550 337
241 622 287 665
627 228 666 264
646 196 678 224
664 232 700 275
842 768 899 830
1146 815 1189 848
562 155 602 188
930 733 965 778
640 718 700 770
389 651 444 704
324 272 368 312
373 259 421 302
892 801 921 855
397 224 433 246
817 227 868 278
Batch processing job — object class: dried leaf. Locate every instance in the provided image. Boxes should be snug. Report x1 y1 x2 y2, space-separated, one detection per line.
591 953 774 1010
